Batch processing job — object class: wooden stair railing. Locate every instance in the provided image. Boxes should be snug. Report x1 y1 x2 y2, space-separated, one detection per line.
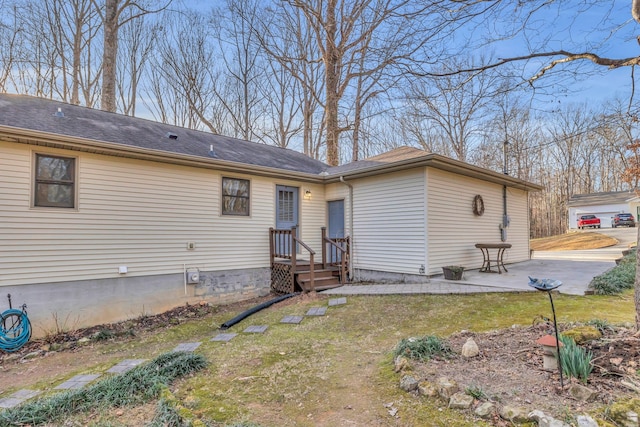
321 227 350 285
269 227 316 293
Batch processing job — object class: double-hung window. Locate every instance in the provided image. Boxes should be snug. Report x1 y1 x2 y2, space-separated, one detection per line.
222 177 250 216
34 154 76 208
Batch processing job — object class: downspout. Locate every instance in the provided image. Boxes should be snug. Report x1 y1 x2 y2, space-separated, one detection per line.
339 176 354 279
500 140 510 242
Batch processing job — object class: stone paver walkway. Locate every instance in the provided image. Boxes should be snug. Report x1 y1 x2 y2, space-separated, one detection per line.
211 333 237 342
0 389 41 409
281 315 303 324
244 325 269 333
55 374 102 390
172 342 202 352
306 306 327 316
0 297 349 409
106 359 146 374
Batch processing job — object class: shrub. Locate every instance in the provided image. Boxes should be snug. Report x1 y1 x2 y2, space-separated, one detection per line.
465 385 487 400
394 335 452 361
589 249 636 295
585 318 614 334
0 351 208 426
559 335 593 384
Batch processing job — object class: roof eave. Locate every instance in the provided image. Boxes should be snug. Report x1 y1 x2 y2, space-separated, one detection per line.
325 153 544 191
0 125 325 183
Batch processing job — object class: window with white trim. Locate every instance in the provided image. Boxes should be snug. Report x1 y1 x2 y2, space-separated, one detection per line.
34 154 76 208
222 177 250 216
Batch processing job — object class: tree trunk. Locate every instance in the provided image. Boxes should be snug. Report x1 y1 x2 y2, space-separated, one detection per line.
636 221 640 330
324 0 339 166
101 0 119 112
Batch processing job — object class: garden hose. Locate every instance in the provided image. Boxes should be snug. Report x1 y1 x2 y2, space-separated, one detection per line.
0 308 32 352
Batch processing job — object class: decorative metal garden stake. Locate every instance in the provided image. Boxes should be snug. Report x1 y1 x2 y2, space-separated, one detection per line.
528 277 564 388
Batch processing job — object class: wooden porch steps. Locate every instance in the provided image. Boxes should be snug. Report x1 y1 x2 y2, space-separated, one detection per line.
269 227 350 294
296 266 344 292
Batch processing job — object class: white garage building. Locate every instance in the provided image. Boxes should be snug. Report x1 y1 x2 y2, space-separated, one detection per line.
568 191 640 229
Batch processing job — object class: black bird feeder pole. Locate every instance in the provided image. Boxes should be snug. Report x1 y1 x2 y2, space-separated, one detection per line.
547 291 564 388
528 277 564 388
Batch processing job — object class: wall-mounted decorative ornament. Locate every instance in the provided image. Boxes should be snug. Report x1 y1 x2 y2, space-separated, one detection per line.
472 194 485 216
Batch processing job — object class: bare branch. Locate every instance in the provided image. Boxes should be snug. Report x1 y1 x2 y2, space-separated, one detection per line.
418 51 640 84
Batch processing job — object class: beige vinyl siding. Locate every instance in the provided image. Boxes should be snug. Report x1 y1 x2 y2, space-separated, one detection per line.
0 143 324 286
426 168 530 274
352 168 426 274
505 187 530 261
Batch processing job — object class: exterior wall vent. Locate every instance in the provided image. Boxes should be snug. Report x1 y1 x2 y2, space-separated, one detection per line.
166 132 178 140
54 108 64 118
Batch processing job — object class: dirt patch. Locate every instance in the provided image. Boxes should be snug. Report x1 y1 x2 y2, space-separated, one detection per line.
530 232 618 251
409 323 639 424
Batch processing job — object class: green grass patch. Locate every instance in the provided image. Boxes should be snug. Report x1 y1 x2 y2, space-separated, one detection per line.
11 292 635 426
0 351 207 426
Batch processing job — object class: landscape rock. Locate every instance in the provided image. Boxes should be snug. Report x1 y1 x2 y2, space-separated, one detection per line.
569 383 597 402
499 405 529 423
461 337 479 358
394 356 411 373
400 375 419 392
436 377 458 400
78 337 91 346
621 411 639 427
21 351 43 361
474 402 495 418
575 415 599 427
417 380 438 397
608 399 640 427
528 409 570 427
561 326 602 344
448 392 474 409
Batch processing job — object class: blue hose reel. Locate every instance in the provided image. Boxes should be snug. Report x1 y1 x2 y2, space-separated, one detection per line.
0 294 31 352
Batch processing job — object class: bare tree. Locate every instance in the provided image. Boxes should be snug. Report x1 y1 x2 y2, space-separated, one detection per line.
94 0 170 112
0 1 23 92
116 9 158 115
403 58 501 162
256 0 438 166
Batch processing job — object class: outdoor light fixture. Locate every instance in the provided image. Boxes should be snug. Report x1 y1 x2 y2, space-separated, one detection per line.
304 189 312 200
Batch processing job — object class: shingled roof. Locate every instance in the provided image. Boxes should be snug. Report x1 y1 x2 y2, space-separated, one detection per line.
0 94 543 191
0 94 328 175
567 191 639 207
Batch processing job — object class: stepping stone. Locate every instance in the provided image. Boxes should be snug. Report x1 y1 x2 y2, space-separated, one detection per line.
243 325 268 333
55 374 101 390
106 359 146 374
306 307 327 316
211 333 237 342
328 297 347 306
280 315 303 324
0 389 41 409
172 342 202 352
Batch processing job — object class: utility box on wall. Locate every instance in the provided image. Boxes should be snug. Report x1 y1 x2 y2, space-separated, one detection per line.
186 271 200 284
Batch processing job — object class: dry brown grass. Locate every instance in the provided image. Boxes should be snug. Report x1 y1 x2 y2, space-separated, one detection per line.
530 231 618 251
